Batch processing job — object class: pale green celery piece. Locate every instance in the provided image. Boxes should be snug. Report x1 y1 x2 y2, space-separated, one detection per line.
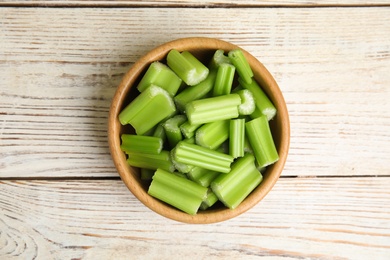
244 135 254 154
148 168 208 215
238 77 277 121
174 70 217 112
236 89 255 115
171 146 194 174
229 119 245 158
228 49 253 85
118 85 176 135
211 153 263 209
153 124 167 144
200 189 219 210
162 115 187 148
187 166 220 188
185 93 241 125
126 150 174 172
173 141 234 173
195 120 229 150
245 115 279 168
140 168 155 181
183 137 195 144
137 61 182 96
180 121 203 139
213 63 236 96
167 49 209 86
209 49 232 70
120 134 163 154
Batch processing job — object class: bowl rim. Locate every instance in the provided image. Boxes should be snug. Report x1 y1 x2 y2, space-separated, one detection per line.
108 37 290 224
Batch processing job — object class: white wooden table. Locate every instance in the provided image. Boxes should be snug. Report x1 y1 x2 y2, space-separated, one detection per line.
1 1 390 259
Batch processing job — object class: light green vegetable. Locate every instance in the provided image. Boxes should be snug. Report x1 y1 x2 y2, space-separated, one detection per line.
162 115 187 149
228 49 253 85
213 63 236 96
120 134 163 154
229 119 245 158
195 120 229 150
126 150 174 172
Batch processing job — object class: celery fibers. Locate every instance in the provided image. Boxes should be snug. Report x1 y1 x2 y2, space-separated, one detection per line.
245 115 279 168
228 49 253 85
195 120 229 150
185 93 241 125
126 150 174 172
148 168 208 215
162 115 187 149
173 141 234 173
211 154 263 209
229 119 245 158
120 134 163 154
236 89 255 115
118 85 176 135
209 49 231 70
137 61 182 96
213 63 236 96
180 121 202 139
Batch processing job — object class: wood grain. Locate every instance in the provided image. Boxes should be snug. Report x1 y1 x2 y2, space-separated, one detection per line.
1 7 390 178
0 177 389 259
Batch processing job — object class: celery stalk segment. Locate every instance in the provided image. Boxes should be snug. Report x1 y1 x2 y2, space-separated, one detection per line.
213 63 236 96
209 49 231 70
173 141 234 173
187 166 220 188
195 120 229 150
236 89 255 115
228 49 253 85
148 168 208 215
120 134 163 154
137 61 182 96
180 121 202 139
211 154 263 209
162 115 187 149
200 189 219 210
185 93 241 125
118 85 176 135
229 119 245 158
126 150 174 172
238 77 276 121
245 115 279 168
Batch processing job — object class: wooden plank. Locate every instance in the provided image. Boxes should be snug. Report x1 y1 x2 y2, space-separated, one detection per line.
1 7 390 177
1 0 390 7
0 177 389 259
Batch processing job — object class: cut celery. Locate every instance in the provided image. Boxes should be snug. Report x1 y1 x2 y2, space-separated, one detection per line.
167 49 209 86
180 121 202 139
245 115 279 168
200 189 219 210
187 166 220 188
120 134 163 154
148 168 208 215
137 61 182 96
209 49 232 70
213 63 236 96
140 168 155 180
153 124 167 144
185 93 241 125
126 150 174 172
171 146 194 174
183 137 195 144
238 77 276 121
195 120 229 150
229 119 245 158
162 115 187 148
228 49 253 85
174 70 217 111
118 85 176 135
211 154 263 209
173 141 234 173
236 89 255 115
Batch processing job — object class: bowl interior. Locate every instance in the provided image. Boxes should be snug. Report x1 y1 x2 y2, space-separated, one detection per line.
108 37 290 224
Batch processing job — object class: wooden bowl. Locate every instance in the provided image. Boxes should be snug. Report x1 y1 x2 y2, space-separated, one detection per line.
108 37 290 224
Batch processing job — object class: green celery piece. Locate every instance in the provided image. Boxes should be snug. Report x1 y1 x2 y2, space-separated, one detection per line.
195 120 229 150
153 124 167 144
229 119 245 158
213 63 236 96
185 93 241 125
236 89 255 115
173 141 234 173
228 49 253 85
137 61 182 96
180 121 202 139
200 189 219 210
174 70 217 111
211 153 263 209
148 168 208 215
245 115 279 168
126 150 174 172
238 77 277 121
171 146 194 174
244 134 254 154
120 134 163 154
183 137 195 144
187 166 220 188
162 115 187 149
167 49 209 86
118 85 176 135
140 168 155 181
209 49 232 70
